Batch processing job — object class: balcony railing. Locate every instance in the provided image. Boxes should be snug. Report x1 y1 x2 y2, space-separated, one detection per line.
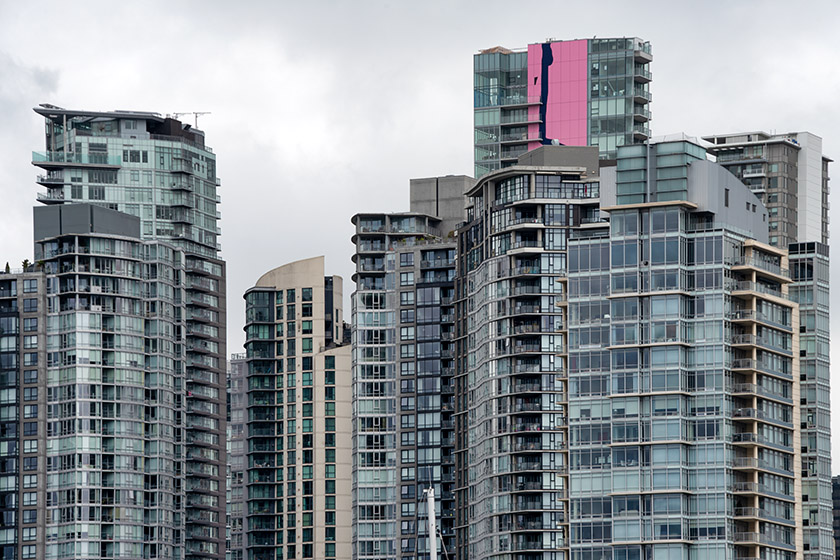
32 151 121 166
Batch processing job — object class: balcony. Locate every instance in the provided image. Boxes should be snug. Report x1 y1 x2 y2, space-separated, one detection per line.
36 173 67 185
32 151 121 168
732 383 792 404
732 281 783 299
732 257 790 280
500 112 542 125
37 190 66 204
171 159 196 174
420 258 455 269
632 88 652 104
500 132 542 144
633 67 652 83
632 124 650 139
633 46 653 63
632 106 651 122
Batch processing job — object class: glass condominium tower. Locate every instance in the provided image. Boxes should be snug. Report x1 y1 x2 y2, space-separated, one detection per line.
31 203 189 559
32 106 227 560
455 141 806 560
474 37 652 178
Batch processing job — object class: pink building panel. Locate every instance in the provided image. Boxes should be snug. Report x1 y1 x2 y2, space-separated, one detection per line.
526 39 588 150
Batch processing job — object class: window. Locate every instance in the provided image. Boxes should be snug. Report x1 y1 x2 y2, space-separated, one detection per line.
286 289 296 303
400 292 415 306
23 475 36 489
23 423 36 436
23 353 37 366
400 253 414 267
23 440 37 453
23 318 36 332
400 327 415 341
301 321 312 334
23 458 36 471
302 338 313 353
302 303 312 317
302 288 313 302
400 309 415 323
23 371 36 384
23 388 37 402
22 510 36 524
23 299 37 313
23 336 37 349
724 188 729 207
23 406 37 419
324 356 335 370
22 280 37 293
23 492 36 506
400 272 414 286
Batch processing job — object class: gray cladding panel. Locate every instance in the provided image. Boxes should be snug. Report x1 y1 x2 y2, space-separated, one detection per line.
33 204 140 242
33 206 61 242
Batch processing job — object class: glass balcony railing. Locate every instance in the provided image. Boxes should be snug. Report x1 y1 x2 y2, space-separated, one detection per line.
32 151 121 166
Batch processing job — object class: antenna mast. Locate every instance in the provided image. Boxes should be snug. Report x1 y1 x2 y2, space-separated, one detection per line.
172 111 212 128
424 486 438 560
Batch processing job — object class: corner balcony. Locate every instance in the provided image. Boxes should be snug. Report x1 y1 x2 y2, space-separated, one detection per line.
32 151 121 168
36 189 66 204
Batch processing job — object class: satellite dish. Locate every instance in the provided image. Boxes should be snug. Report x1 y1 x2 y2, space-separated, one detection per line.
551 139 560 146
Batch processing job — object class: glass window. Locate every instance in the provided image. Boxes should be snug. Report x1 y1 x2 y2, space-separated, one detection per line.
302 288 313 302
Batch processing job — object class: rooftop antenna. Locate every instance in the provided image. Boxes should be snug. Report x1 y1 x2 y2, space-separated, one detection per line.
172 112 212 128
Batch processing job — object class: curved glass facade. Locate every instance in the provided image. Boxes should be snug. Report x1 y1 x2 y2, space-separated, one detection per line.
37 226 186 559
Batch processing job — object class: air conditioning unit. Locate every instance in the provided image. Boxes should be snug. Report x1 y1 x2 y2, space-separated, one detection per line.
91 305 102 312
91 286 102 293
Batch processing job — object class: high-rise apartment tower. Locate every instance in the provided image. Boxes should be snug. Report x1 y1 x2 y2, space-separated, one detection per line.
705 130 832 560
32 106 227 560
243 257 352 560
351 176 473 560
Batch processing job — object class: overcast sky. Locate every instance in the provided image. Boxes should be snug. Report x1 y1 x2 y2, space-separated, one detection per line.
2 0 840 468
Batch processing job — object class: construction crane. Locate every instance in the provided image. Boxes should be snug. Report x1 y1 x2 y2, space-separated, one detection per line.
172 112 211 128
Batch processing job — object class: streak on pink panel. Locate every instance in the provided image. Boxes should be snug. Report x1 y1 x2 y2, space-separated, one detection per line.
526 43 542 152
